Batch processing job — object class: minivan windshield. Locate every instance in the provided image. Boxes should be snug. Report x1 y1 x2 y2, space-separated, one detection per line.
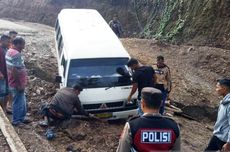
67 58 131 88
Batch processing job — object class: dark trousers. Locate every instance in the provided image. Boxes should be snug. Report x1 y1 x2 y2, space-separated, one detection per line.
159 89 168 115
205 136 226 151
155 84 168 115
41 105 69 126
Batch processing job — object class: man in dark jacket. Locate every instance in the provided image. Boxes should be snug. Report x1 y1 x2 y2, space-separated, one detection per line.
205 79 230 151
117 87 180 152
109 15 123 38
39 84 89 126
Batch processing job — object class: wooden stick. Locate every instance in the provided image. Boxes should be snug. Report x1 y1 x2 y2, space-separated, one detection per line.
168 105 182 111
165 106 182 113
71 115 107 123
0 107 27 152
205 125 213 131
174 111 198 121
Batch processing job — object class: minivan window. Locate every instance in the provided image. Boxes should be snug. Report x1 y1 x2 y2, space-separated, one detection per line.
61 55 67 77
67 58 131 88
55 20 59 31
56 27 60 41
58 36 63 56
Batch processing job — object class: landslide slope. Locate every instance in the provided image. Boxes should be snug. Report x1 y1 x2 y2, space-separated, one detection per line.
2 19 228 152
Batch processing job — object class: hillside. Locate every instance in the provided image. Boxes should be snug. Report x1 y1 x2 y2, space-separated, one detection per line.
0 0 230 48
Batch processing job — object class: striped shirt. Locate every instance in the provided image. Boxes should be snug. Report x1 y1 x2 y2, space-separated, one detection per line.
5 48 27 89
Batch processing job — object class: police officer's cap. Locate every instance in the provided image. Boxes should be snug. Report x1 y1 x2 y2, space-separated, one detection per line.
142 87 162 95
141 87 163 109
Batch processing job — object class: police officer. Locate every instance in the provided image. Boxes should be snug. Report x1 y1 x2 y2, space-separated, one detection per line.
117 87 180 152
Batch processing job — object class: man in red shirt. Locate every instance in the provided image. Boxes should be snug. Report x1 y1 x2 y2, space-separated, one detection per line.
5 37 29 126
6 30 18 113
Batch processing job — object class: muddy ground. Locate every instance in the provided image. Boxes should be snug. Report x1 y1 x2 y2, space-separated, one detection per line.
0 19 230 152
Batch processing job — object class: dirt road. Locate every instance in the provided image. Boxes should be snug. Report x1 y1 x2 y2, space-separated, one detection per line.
0 19 229 151
0 131 10 152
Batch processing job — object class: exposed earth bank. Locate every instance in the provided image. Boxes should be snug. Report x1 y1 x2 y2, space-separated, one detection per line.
1 0 230 48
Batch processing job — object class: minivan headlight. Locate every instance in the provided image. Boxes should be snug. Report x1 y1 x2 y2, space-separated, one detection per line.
125 99 137 106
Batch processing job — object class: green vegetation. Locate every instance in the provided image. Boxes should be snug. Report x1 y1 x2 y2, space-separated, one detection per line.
155 0 178 39
138 0 188 42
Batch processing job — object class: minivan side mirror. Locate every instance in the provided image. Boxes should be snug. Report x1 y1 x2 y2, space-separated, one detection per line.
55 75 62 83
116 67 131 78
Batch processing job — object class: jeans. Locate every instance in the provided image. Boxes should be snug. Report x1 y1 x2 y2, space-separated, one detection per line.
205 135 226 151
159 89 168 115
10 88 27 125
137 98 143 116
0 79 9 98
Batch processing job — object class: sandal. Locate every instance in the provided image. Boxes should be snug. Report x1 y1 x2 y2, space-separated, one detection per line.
39 120 48 127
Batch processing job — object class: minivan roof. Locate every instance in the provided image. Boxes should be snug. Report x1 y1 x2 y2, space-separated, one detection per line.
57 9 130 60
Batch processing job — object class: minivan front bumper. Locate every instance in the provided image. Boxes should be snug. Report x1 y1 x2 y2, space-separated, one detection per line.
83 100 138 120
108 108 138 120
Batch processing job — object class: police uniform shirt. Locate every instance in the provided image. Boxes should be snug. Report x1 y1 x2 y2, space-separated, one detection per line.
116 113 180 152
154 65 171 92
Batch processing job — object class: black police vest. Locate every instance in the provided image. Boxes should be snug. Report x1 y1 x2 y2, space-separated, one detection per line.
129 115 180 152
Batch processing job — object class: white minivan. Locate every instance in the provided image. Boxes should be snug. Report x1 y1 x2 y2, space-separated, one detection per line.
54 9 137 119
